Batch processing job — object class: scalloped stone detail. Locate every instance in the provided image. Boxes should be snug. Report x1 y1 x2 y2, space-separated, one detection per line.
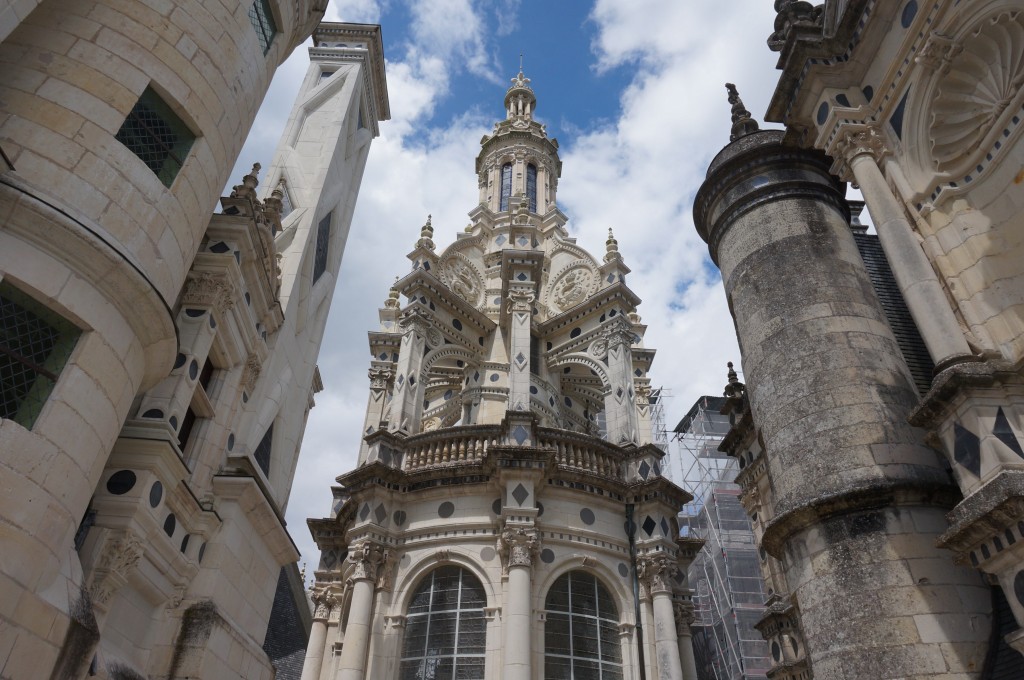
930 11 1024 171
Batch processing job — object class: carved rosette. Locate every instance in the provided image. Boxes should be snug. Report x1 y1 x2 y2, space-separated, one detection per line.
89 533 145 607
550 266 595 311
182 272 235 314
497 527 540 571
588 337 608 360
440 255 485 307
638 554 679 595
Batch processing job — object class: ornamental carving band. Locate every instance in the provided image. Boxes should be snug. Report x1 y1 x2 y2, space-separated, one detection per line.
182 271 235 314
347 540 387 583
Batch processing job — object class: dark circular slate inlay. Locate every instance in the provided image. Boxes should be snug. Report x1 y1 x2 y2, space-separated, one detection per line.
227 433 235 450
198 542 207 564
1015 570 1024 606
537 502 544 518
163 513 176 537
772 641 782 662
492 498 502 516
580 508 595 526
180 534 190 553
481 546 496 562
438 501 455 518
618 563 629 578
173 353 186 369
901 0 917 27
189 360 199 380
149 481 163 508
106 470 136 495
540 549 555 564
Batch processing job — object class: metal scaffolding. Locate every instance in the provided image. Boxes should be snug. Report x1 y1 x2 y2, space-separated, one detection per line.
649 386 672 480
675 396 769 680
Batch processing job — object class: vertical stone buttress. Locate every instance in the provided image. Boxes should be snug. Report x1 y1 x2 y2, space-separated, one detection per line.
694 128 991 678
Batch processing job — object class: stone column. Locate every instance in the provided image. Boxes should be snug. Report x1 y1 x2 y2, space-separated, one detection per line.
639 555 683 680
498 527 539 680
604 318 640 446
301 590 335 680
388 309 430 436
507 288 534 412
358 363 394 464
674 601 698 680
835 124 973 371
335 542 386 680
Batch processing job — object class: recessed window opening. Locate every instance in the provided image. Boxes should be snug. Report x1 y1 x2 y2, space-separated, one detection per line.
545 570 622 679
500 163 513 212
527 163 537 212
249 0 277 54
115 87 195 187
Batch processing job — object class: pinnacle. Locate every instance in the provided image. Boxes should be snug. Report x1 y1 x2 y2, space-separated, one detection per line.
725 83 760 142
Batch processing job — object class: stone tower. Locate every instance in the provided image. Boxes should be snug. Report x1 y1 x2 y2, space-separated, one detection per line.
0 6 388 678
694 86 991 678
304 71 702 680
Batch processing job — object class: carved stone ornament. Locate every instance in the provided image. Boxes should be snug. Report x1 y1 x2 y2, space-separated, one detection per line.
588 338 608 360
346 540 386 583
182 271 235 314
835 124 888 163
507 288 535 313
89 533 145 606
638 554 679 595
674 600 696 634
425 327 444 349
311 589 334 620
551 266 594 311
422 416 442 432
497 527 540 571
929 11 1024 172
767 0 824 52
441 255 484 307
243 353 262 392
916 32 962 73
369 366 394 390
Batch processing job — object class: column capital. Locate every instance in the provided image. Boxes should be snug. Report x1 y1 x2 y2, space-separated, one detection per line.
368 365 394 389
89 530 145 609
346 540 390 586
497 526 540 571
398 307 432 335
828 123 890 179
181 271 235 315
507 288 535 312
601 316 635 347
311 587 340 621
638 553 679 595
673 600 696 635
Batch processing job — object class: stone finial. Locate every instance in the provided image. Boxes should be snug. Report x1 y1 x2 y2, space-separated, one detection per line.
724 361 746 399
726 84 760 141
385 276 401 309
417 214 435 251
768 1 825 52
231 162 261 200
605 228 620 263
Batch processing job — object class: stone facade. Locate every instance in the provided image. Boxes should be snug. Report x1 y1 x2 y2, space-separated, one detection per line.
0 6 388 679
304 72 701 680
695 1 1024 677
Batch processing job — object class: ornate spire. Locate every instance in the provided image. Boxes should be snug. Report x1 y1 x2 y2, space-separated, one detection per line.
604 228 620 263
724 361 745 399
505 65 537 122
384 276 401 309
726 83 760 141
416 214 435 251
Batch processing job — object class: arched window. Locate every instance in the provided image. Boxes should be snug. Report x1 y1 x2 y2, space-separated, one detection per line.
526 163 537 212
545 571 622 679
500 162 513 212
401 566 486 679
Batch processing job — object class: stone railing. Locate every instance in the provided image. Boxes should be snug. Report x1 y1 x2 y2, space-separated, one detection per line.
401 425 502 472
537 428 625 479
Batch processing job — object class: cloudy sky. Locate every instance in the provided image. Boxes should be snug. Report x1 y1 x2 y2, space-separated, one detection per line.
231 0 793 572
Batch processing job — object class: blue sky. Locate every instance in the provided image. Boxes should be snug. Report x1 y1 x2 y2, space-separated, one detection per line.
231 0 801 573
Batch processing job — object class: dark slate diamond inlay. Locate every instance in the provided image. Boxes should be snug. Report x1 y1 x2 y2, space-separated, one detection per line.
994 407 1024 458
516 352 527 366
512 424 529 446
953 423 981 476
359 503 371 521
653 461 661 476
492 498 502 515
374 503 387 524
516 271 528 280
641 515 657 537
393 510 407 526
660 517 669 536
638 460 651 480
512 483 529 506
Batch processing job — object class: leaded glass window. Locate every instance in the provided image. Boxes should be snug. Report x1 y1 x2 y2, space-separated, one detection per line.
248 0 277 55
500 163 512 212
545 571 623 680
313 212 331 283
401 566 486 680
0 281 80 429
115 87 195 187
526 163 537 212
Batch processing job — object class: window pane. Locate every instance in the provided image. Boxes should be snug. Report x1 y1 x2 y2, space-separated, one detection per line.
402 567 487 680
545 613 570 655
526 164 537 212
404 616 428 657
115 88 194 187
313 213 331 283
400 660 425 680
500 163 512 211
544 656 572 680
572 616 599 658
573 658 601 679
454 657 484 680
600 621 622 663
457 612 485 653
545 578 570 612
544 572 622 678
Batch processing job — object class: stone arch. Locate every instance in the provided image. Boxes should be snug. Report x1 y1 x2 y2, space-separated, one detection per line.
534 559 635 626
388 548 499 617
422 345 479 375
549 353 610 389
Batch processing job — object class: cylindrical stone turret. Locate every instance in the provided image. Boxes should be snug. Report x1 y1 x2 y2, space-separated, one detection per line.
694 127 991 678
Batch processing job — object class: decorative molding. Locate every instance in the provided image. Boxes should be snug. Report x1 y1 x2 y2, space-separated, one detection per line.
89 532 145 607
638 554 679 595
182 271 235 314
497 526 540 571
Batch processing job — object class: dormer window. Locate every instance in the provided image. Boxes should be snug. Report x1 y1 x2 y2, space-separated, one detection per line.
526 163 537 212
500 163 512 212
